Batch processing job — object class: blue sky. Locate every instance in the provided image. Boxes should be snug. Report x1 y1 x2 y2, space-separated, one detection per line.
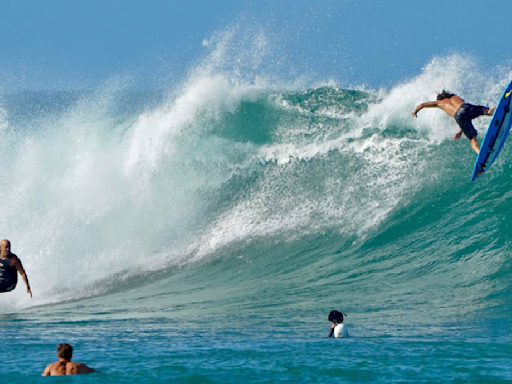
1 0 511 91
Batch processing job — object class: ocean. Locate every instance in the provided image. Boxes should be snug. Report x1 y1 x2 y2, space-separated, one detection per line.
1 34 512 382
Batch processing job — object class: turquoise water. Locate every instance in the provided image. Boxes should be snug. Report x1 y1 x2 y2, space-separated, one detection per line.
1 36 512 382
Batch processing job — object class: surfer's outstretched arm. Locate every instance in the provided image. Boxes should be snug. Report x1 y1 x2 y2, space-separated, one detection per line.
13 256 32 298
411 101 440 117
485 106 496 115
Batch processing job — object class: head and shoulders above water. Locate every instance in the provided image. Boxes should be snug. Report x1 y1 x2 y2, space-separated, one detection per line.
328 310 348 338
42 344 99 376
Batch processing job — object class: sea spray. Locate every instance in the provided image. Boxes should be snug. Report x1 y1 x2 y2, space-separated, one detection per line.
0 37 510 323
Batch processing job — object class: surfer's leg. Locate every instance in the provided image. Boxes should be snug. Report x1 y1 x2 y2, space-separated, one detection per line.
464 104 490 119
460 107 484 154
470 138 480 154
457 119 478 142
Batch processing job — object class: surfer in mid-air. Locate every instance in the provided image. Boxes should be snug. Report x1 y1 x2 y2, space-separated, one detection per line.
411 91 495 154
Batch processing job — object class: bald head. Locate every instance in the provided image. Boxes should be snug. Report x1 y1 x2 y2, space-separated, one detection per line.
0 239 11 258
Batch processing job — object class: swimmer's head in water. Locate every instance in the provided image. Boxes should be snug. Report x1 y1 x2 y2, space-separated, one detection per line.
57 344 73 359
328 310 345 324
437 90 455 100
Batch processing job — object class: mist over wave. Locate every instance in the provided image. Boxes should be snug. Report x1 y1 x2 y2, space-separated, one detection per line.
1 26 512 327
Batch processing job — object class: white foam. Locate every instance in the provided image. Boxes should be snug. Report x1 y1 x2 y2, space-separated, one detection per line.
0 27 280 307
2 31 510 308
124 74 265 174
190 53 512 257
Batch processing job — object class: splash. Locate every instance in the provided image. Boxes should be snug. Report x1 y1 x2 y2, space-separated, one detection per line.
0 27 510 310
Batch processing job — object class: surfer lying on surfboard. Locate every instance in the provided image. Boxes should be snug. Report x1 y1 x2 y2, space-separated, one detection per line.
411 90 495 154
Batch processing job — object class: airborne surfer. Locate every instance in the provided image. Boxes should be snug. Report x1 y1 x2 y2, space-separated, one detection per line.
0 239 32 298
411 91 495 154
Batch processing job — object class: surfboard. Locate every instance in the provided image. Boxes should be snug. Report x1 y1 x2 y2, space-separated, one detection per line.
471 79 512 182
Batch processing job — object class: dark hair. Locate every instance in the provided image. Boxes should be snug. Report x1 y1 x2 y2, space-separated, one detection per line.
57 343 73 359
328 310 345 324
437 90 455 100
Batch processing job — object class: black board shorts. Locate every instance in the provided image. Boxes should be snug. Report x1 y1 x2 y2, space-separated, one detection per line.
454 103 487 139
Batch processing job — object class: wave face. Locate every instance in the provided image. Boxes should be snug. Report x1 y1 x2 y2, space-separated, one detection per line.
1 49 512 313
1 30 512 383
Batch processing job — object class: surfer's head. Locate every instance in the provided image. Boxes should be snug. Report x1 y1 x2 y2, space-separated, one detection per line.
57 344 73 359
437 90 455 100
0 239 10 257
328 310 345 324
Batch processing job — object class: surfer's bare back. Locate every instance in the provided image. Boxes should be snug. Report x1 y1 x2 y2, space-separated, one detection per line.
42 344 99 376
411 90 495 154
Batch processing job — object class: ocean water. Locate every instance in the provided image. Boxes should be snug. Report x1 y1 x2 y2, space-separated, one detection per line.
2 32 512 383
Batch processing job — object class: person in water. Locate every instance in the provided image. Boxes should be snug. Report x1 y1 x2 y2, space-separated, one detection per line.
0 239 32 297
328 310 348 338
42 344 99 376
411 90 495 154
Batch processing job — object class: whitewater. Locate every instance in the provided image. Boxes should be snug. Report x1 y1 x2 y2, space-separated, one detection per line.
1 29 512 383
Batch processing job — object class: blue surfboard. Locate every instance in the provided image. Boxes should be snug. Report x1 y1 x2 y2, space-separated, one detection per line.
471 79 512 182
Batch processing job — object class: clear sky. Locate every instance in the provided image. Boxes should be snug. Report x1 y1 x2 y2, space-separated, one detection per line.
1 0 511 91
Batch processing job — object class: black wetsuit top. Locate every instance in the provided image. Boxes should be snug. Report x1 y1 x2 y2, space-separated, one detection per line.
0 256 17 292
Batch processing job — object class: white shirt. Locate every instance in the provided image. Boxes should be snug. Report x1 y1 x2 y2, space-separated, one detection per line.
334 323 348 338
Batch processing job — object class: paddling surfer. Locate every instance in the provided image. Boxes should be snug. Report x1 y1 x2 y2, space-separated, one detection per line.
0 239 32 297
411 90 495 154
